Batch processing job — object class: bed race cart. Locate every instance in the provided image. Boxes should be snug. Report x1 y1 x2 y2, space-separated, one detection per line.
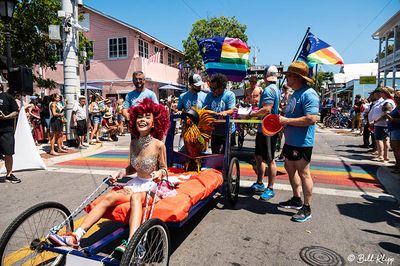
0 115 240 266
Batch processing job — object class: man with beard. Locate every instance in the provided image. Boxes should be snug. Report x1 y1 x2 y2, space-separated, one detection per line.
177 74 206 112
122 71 158 120
177 74 207 150
278 61 319 222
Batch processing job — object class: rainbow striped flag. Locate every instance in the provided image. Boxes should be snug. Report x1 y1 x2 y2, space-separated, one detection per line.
298 32 344 66
198 37 250 82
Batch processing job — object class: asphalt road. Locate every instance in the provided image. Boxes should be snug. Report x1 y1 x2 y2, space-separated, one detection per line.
0 127 399 265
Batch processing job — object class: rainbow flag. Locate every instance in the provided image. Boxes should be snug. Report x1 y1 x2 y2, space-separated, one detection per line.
198 36 250 82
298 32 344 66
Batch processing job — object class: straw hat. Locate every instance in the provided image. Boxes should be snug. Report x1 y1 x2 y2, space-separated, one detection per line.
376 86 394 97
103 112 112 119
283 61 314 84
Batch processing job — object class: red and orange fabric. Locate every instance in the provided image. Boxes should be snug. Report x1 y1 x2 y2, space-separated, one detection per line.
85 169 223 223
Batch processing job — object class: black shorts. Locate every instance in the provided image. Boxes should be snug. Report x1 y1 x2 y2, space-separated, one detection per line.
50 117 63 132
0 131 15 155
255 133 277 162
282 144 313 162
76 119 87 136
211 133 235 154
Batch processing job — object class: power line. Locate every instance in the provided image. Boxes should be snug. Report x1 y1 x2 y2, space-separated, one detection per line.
181 0 202 19
342 0 393 55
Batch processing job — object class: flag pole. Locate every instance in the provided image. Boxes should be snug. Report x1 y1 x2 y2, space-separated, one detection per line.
280 27 311 88
315 63 319 97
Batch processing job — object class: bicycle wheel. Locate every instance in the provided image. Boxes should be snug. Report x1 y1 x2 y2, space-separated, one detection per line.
0 202 73 266
225 157 240 205
120 218 170 266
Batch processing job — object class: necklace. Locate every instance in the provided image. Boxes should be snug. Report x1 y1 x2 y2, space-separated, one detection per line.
136 134 153 150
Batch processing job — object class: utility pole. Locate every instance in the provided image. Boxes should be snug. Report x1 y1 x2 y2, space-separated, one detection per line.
61 0 81 145
252 46 260 65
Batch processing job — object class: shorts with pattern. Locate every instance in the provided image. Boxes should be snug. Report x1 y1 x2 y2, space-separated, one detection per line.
282 144 313 162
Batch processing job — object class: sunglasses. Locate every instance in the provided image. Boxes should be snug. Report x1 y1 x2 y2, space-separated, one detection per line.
133 78 144 82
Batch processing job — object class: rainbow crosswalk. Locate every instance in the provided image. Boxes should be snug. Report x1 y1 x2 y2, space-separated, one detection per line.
57 151 381 189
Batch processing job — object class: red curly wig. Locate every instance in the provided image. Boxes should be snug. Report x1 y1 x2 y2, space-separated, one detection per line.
128 98 170 140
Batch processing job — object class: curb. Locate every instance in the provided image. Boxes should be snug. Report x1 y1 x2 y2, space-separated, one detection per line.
376 166 400 204
42 142 103 166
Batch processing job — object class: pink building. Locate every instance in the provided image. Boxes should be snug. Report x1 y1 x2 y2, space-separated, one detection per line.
41 5 185 100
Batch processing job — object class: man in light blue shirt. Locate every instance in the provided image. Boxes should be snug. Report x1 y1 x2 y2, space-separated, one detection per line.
248 65 281 201
177 74 207 151
122 71 158 120
204 73 236 154
278 61 320 223
178 74 206 112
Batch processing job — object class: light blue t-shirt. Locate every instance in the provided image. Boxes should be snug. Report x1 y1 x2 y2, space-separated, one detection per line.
123 88 158 109
284 86 320 147
258 83 281 132
204 90 236 136
177 90 207 111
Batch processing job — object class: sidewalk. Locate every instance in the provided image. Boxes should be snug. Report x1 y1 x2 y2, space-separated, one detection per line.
317 122 400 203
0 141 104 170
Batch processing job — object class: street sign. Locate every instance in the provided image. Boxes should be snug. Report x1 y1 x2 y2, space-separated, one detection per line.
327 83 346 90
359 76 376 84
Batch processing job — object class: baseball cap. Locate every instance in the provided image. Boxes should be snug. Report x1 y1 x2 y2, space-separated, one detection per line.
190 74 204 87
264 65 279 82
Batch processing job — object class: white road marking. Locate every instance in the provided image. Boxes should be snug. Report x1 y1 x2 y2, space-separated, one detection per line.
45 167 395 201
240 180 395 201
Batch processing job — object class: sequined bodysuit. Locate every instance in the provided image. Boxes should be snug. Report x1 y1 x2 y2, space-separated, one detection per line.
130 136 159 179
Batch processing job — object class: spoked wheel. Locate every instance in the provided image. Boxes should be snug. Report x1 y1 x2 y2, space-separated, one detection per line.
0 202 73 266
121 218 170 266
225 157 240 205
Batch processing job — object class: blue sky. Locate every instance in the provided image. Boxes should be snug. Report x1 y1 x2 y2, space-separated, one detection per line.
84 0 399 73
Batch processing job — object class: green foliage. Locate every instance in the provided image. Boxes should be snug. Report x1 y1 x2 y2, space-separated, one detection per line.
2 0 62 70
33 75 57 89
372 44 394 63
312 71 334 93
182 16 248 71
0 0 93 88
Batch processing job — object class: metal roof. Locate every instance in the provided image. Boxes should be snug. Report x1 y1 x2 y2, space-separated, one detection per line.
372 11 400 38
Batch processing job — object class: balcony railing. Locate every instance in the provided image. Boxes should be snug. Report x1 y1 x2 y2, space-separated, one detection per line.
379 50 400 68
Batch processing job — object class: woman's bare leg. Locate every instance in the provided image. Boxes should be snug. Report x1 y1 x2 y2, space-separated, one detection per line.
80 189 131 232
128 192 147 239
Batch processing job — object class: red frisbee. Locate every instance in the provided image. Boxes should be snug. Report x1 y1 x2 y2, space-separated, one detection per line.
262 114 282 136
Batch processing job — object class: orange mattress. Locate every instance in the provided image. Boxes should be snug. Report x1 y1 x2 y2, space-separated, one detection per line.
86 169 223 223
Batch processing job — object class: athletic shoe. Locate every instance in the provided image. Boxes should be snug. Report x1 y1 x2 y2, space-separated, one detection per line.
48 232 79 248
259 188 275 201
82 143 90 147
114 239 129 254
249 182 265 194
5 174 21 184
278 197 303 210
291 205 312 222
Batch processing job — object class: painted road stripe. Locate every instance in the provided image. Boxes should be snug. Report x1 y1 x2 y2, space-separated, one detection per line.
45 167 393 201
239 180 395 202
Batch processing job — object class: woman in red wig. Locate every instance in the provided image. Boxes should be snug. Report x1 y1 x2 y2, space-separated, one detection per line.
48 98 170 254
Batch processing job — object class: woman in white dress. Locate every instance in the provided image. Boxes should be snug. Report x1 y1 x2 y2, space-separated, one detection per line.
49 98 170 254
